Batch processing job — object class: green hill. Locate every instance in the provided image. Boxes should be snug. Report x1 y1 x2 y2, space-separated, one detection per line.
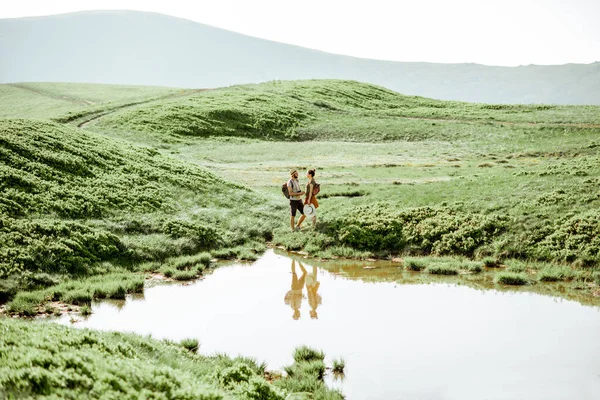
92 79 600 143
0 118 279 311
0 82 185 120
2 79 600 308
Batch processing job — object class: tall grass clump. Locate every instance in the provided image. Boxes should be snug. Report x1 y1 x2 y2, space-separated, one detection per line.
459 261 483 273
180 338 199 353
495 272 529 285
482 257 502 268
404 259 427 271
538 265 575 282
80 304 92 316
173 270 198 281
293 346 325 363
169 252 212 271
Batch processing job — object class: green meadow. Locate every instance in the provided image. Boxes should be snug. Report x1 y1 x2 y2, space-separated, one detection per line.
1 79 600 398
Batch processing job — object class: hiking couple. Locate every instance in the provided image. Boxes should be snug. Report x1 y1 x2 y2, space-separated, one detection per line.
287 169 319 232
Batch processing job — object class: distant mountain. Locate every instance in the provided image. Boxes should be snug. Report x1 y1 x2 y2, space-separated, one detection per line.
1 10 599 105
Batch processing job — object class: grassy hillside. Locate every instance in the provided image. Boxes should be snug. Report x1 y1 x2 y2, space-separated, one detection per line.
0 318 342 399
2 79 600 397
2 11 600 105
92 79 600 143
0 82 185 120
81 80 600 300
0 118 279 314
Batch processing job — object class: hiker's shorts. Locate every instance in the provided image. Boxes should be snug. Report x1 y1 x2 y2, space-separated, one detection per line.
290 200 304 217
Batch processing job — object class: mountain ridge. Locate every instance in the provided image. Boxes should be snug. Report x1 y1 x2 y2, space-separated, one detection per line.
1 10 599 104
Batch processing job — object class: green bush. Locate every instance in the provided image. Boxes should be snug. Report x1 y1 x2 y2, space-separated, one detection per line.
218 363 255 387
324 205 506 255
163 220 222 250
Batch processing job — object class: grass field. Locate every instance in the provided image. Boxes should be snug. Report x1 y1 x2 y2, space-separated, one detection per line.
2 79 600 397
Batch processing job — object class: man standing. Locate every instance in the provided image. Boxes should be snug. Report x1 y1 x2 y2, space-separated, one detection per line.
287 169 305 232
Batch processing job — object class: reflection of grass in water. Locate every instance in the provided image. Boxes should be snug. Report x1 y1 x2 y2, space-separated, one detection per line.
6 273 144 316
80 304 92 316
332 357 346 375
425 264 459 275
295 251 600 307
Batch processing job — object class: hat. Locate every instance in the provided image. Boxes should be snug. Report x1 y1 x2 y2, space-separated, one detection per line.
290 169 297 176
304 204 316 218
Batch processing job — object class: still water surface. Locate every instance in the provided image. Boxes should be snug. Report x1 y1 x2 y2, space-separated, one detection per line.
59 250 600 399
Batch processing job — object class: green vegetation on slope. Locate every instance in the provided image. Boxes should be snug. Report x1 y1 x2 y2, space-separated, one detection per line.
0 318 342 399
3 78 600 398
88 79 600 268
3 80 599 308
0 82 183 120
91 80 600 143
0 118 280 311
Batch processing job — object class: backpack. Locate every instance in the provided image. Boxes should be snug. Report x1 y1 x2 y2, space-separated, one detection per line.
282 183 290 199
312 182 320 196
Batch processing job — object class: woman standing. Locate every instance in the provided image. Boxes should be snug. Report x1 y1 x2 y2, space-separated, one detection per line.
304 169 319 228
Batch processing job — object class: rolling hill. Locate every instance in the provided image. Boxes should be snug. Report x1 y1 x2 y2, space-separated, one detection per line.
1 10 599 105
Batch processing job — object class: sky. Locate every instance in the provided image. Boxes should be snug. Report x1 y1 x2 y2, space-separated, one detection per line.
2 0 599 66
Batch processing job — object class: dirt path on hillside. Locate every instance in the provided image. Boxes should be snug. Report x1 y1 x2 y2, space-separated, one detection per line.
76 89 211 128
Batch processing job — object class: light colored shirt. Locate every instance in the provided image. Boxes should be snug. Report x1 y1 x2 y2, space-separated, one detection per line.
288 178 302 201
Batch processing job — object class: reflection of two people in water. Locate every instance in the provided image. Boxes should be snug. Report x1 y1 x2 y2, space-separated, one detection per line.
284 259 322 320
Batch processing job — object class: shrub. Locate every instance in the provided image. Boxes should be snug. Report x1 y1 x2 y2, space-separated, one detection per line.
163 220 222 250
219 363 255 387
235 376 285 400
0 275 19 303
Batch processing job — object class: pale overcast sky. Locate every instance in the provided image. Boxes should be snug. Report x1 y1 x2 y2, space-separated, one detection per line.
2 0 599 66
